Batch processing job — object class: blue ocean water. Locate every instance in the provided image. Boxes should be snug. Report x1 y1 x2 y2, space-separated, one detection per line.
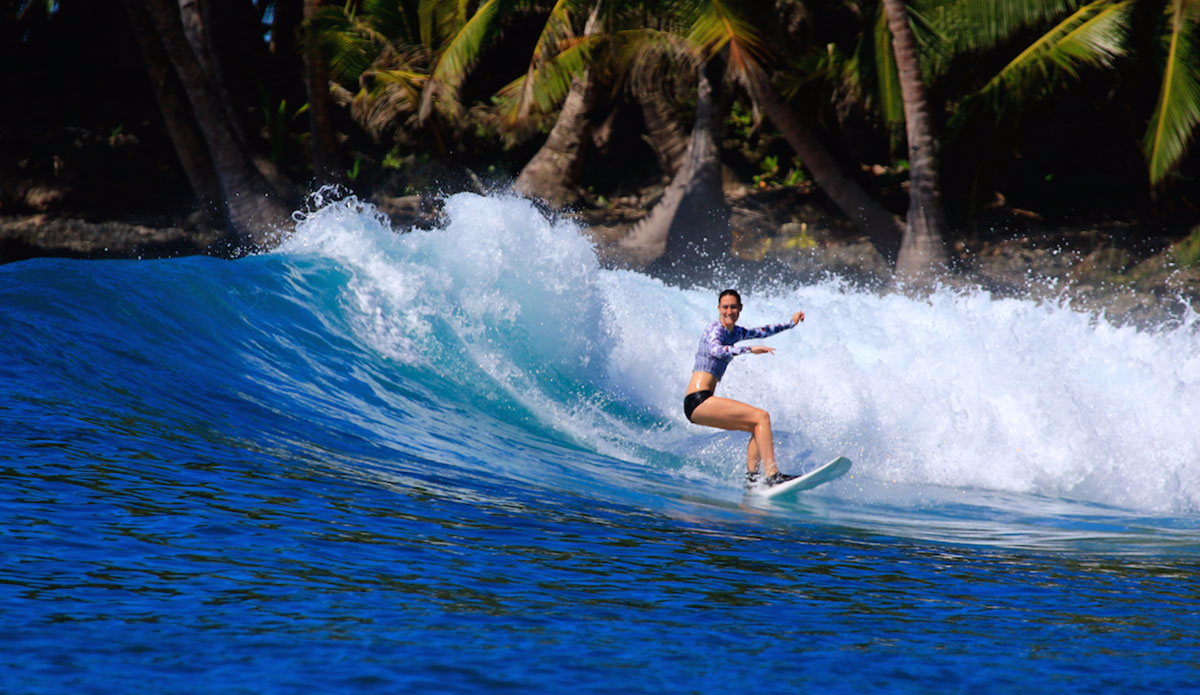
3 192 1200 694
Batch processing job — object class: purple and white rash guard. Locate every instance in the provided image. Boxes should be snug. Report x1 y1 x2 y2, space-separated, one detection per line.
691 320 795 380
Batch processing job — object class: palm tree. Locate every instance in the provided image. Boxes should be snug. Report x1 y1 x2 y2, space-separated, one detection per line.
1140 0 1200 188
140 0 294 254
882 0 950 277
511 2 606 206
305 0 429 145
699 0 910 266
841 0 1138 263
303 0 348 186
913 0 1198 191
617 56 730 268
122 0 222 220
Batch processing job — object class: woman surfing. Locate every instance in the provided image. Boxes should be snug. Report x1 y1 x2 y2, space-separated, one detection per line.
684 289 805 488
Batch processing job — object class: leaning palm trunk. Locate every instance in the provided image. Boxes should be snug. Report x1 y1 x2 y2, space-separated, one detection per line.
883 0 949 279
513 4 605 207
143 0 292 254
122 0 221 218
617 63 729 268
638 94 689 181
748 75 905 267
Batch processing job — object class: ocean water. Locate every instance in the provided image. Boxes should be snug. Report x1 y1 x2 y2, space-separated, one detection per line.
3 192 1200 694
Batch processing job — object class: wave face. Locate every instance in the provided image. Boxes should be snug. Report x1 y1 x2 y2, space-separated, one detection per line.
4 192 1200 693
274 192 1200 515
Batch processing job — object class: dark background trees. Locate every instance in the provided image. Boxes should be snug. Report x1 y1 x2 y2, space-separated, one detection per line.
2 0 1198 271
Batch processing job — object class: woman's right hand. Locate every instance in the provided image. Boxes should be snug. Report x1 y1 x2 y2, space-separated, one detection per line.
750 346 776 355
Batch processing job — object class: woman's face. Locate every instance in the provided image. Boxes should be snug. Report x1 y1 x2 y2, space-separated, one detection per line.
718 296 741 329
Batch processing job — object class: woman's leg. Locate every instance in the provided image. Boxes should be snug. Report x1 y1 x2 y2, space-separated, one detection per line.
689 396 779 476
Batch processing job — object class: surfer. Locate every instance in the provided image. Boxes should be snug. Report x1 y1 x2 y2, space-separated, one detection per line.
685 289 804 488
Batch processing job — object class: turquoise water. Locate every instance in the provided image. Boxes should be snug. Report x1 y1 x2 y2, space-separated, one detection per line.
3 193 1200 693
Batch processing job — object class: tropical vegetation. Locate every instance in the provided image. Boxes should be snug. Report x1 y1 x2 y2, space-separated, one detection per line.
3 0 1199 276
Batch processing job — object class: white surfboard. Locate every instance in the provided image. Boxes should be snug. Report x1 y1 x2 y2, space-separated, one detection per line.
752 456 852 498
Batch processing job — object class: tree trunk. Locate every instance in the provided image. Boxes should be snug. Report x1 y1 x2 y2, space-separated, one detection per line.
883 0 949 279
638 93 688 180
512 3 604 207
122 0 222 219
749 76 905 267
144 0 293 254
617 62 729 269
303 0 347 186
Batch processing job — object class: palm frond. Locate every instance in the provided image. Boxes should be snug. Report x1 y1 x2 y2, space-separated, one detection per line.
1144 0 1200 186
968 0 1131 113
686 0 768 72
418 0 511 122
352 65 429 140
623 27 700 105
918 0 1083 54
306 5 395 83
358 0 421 44
873 5 905 139
495 36 594 132
503 0 580 124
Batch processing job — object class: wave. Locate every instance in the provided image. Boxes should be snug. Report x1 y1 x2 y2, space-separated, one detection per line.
5 191 1199 525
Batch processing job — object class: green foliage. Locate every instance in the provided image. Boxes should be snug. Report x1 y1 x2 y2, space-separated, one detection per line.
1172 225 1200 267
262 99 306 164
753 154 807 188
1144 0 1200 187
729 101 754 139
382 145 405 170
917 0 1084 73
954 0 1131 125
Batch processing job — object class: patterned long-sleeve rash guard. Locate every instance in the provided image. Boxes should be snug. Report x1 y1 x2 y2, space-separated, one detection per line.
692 320 795 380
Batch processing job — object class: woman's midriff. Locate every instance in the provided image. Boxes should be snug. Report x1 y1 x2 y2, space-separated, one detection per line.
686 371 719 396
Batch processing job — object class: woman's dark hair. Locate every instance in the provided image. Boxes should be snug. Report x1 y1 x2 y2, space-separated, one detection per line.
718 289 742 306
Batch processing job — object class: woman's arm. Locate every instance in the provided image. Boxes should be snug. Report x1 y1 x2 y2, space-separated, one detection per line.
702 323 753 358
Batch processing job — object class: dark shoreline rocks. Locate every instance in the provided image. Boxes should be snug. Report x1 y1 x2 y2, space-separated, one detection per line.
0 214 222 263
5 190 1197 329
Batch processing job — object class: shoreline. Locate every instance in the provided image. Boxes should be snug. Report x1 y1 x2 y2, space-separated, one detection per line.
4 189 1197 328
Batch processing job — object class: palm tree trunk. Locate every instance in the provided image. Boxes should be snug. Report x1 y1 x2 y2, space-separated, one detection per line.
143 0 293 254
122 0 221 219
617 62 729 269
303 0 347 187
883 0 949 278
639 93 688 180
512 3 604 207
749 76 905 267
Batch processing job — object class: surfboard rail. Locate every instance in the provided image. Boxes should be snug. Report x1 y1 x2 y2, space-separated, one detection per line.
752 456 852 498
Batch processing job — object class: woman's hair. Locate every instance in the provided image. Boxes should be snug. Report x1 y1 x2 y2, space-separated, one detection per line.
718 289 742 307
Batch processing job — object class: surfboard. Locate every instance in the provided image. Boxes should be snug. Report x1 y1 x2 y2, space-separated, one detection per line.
753 456 852 498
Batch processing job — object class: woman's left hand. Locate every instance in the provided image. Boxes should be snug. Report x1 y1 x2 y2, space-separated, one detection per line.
792 310 805 324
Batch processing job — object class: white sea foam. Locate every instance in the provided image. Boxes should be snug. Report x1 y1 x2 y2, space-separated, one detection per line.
285 192 1200 513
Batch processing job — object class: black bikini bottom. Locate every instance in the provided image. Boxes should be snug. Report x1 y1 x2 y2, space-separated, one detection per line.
683 390 714 422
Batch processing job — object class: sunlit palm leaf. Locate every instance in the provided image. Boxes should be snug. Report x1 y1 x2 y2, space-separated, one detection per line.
495 36 594 131
1144 0 1200 186
502 0 580 125
968 0 1130 112
419 0 515 121
686 0 768 71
